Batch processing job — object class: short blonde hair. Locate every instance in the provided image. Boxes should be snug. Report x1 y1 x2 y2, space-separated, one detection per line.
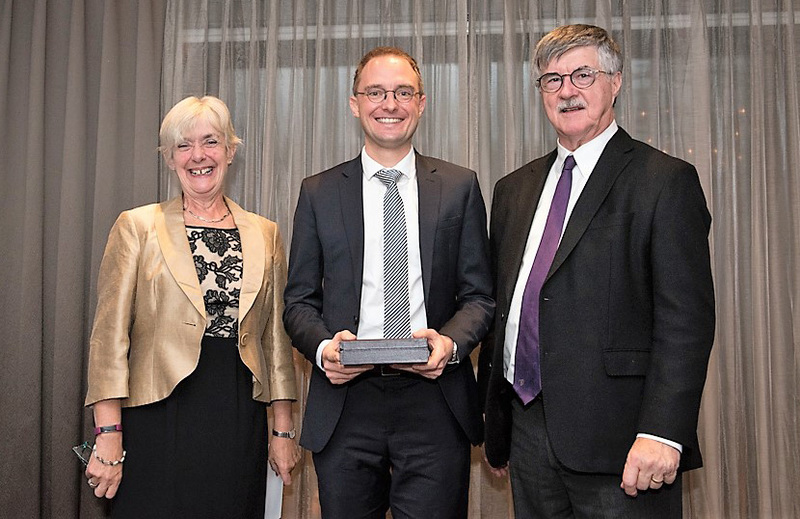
159 95 242 158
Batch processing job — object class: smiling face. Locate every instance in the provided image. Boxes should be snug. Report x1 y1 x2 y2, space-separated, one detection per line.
349 54 426 164
166 118 236 202
540 45 621 151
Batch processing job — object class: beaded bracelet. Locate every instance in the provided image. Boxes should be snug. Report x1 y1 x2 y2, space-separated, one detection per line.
92 444 126 466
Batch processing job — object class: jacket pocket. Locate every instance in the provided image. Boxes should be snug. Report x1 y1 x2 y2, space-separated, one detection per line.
437 215 462 232
587 212 634 230
603 349 650 376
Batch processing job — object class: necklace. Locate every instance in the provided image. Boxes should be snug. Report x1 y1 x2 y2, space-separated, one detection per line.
184 203 231 223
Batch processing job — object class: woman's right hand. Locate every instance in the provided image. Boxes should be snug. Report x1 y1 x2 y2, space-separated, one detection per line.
85 432 124 499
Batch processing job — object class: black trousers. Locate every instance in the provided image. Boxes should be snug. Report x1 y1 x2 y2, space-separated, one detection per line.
313 373 470 519
509 397 682 519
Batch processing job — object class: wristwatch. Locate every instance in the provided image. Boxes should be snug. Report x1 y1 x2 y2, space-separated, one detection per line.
449 343 460 364
272 428 296 439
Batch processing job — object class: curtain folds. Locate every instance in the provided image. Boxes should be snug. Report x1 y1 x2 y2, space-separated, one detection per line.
1 0 798 517
0 1 166 518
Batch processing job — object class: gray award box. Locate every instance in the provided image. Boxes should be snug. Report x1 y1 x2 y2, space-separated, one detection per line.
339 338 430 365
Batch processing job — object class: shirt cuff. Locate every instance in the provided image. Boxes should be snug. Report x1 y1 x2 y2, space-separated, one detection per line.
637 433 683 453
316 339 331 370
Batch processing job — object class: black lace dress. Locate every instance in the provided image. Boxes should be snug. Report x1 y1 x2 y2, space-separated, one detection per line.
112 227 269 518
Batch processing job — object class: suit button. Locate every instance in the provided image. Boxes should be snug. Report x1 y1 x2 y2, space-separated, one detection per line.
353 316 359 325
240 333 249 346
500 312 506 320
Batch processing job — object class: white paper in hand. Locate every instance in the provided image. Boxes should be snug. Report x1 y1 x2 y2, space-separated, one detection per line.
264 466 284 519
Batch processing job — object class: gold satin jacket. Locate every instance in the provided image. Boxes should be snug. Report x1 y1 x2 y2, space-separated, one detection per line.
84 196 297 407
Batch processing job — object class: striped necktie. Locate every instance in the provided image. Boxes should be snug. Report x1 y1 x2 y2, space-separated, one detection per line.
375 168 412 338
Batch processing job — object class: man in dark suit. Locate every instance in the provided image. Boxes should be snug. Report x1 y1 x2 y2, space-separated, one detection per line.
283 46 494 519
480 25 715 518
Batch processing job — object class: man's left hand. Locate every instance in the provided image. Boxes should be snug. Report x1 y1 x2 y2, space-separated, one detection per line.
620 437 680 496
390 328 453 379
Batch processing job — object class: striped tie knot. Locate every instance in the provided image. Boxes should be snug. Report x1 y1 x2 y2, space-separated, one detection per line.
375 168 403 186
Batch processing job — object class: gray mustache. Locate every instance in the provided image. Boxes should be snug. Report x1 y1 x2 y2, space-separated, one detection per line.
558 98 586 111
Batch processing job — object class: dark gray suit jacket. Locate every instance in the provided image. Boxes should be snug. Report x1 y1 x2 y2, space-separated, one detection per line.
480 128 715 474
284 152 494 453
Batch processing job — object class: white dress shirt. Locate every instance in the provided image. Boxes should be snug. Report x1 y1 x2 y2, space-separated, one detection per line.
357 148 428 338
315 147 428 366
502 121 681 452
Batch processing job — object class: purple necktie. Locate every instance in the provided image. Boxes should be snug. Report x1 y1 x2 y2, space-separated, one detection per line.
513 155 575 404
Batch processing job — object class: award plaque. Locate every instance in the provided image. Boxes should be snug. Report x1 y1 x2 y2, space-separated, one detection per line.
339 338 430 366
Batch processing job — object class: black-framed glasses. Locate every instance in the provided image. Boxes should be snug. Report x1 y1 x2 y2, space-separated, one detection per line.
536 67 613 93
355 87 421 104
73 441 92 466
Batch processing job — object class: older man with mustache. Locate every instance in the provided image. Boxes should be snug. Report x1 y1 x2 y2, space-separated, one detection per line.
480 24 715 518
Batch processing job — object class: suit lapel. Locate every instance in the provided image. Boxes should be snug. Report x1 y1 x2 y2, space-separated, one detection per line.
339 158 365 299
549 129 634 277
499 152 556 303
416 154 440 303
228 198 265 323
155 196 206 318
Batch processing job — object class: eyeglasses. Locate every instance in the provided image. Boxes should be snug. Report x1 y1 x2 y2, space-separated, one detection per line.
73 441 92 466
355 87 420 104
536 67 613 93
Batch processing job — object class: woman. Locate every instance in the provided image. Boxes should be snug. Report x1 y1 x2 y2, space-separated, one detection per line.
83 95 299 518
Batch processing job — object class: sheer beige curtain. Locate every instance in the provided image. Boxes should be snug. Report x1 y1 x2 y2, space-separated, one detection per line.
162 1 800 518
0 1 166 518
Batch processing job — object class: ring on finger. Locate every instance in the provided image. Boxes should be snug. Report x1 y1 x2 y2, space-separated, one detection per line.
88 480 98 488
651 476 664 484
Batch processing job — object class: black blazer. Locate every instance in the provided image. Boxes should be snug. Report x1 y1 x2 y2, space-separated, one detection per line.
284 152 495 453
480 128 715 474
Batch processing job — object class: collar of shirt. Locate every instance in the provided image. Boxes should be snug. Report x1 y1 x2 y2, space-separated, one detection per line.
555 120 619 181
360 146 417 184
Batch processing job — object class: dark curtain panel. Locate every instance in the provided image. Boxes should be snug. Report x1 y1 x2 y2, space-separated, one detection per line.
0 1 166 517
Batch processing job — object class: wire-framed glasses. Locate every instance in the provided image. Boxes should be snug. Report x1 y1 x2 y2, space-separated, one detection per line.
73 441 92 466
355 87 420 103
536 67 613 93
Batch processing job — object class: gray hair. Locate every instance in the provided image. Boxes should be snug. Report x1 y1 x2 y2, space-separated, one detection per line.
533 24 623 79
159 95 242 159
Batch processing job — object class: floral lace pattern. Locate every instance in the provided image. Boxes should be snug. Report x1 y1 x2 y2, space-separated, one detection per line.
186 226 243 338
